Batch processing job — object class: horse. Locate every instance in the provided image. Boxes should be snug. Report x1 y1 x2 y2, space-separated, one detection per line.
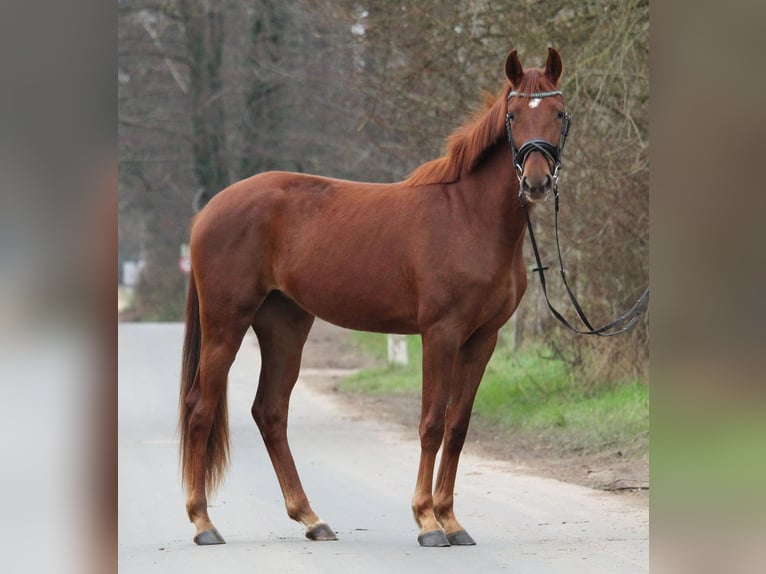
179 47 569 547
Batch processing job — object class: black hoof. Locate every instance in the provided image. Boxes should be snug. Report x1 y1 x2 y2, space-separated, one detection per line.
417 529 450 547
446 529 476 546
193 527 226 545
305 522 338 541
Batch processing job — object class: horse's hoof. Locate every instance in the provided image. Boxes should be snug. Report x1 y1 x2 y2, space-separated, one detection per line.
305 522 337 541
193 527 226 545
446 529 476 546
417 529 450 547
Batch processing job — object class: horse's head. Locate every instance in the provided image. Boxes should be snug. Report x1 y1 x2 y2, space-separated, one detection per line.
504 48 570 204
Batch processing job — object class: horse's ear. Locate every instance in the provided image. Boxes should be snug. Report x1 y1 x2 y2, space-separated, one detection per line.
544 47 563 86
504 50 524 88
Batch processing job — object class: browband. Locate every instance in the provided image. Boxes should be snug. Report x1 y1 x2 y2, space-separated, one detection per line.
507 90 563 100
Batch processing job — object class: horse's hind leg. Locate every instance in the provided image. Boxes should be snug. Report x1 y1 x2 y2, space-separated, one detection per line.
184 315 252 545
250 292 337 541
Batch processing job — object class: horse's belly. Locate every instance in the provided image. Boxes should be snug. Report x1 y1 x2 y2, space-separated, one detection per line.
282 277 421 335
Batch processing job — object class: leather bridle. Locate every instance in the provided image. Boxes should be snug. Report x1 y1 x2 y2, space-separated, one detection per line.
507 89 649 336
505 89 571 197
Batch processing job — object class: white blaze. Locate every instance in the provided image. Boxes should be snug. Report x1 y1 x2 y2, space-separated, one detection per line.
529 98 541 108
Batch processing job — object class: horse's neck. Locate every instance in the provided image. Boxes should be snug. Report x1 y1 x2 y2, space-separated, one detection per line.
458 144 526 245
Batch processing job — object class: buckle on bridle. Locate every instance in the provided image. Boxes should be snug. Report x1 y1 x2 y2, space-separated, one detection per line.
551 163 561 190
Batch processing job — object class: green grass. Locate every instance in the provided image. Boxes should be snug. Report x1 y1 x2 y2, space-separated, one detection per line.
343 332 649 455
477 347 648 452
342 332 422 394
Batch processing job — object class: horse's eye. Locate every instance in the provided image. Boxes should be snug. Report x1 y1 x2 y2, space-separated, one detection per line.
508 113 515 122
557 111 565 119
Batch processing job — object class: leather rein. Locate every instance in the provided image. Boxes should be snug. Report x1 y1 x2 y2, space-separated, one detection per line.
506 89 650 337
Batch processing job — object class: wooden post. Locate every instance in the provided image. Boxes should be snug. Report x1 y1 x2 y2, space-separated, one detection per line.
387 334 408 365
510 308 523 351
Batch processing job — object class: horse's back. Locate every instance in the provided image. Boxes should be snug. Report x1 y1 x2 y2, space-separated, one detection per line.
188 171 425 331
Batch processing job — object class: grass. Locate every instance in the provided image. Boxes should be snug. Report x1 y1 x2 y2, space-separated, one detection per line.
342 332 649 456
342 332 423 393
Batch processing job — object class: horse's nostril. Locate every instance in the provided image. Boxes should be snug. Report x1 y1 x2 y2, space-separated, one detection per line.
520 174 551 194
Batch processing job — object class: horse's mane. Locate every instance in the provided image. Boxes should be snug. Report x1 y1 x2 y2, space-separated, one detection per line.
406 70 555 186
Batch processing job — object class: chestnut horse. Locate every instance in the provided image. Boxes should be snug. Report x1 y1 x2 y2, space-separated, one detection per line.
179 48 568 547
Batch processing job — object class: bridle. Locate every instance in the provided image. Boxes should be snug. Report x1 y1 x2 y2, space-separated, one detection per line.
506 89 649 337
505 90 571 195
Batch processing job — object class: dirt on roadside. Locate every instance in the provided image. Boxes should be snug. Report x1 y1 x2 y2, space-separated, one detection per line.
301 319 648 503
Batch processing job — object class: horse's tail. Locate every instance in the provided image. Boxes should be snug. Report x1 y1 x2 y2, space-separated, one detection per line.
178 271 230 496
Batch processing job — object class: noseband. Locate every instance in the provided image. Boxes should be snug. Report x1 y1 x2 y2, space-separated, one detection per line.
505 90 571 196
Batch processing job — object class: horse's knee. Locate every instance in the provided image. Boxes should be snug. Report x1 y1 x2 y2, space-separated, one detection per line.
443 421 469 453
419 415 444 451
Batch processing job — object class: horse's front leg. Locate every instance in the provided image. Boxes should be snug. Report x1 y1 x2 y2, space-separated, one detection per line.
432 329 498 546
411 327 460 547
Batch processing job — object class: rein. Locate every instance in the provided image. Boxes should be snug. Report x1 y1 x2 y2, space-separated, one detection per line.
522 191 650 336
507 90 650 336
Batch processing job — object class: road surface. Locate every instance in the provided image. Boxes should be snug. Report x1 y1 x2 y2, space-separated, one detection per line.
118 323 647 573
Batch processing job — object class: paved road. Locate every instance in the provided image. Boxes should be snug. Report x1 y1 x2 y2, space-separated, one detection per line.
118 323 647 573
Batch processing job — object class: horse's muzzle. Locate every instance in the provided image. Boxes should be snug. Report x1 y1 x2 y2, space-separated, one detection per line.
520 172 553 203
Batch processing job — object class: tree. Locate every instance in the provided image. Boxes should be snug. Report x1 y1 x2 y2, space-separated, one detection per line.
178 0 230 205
